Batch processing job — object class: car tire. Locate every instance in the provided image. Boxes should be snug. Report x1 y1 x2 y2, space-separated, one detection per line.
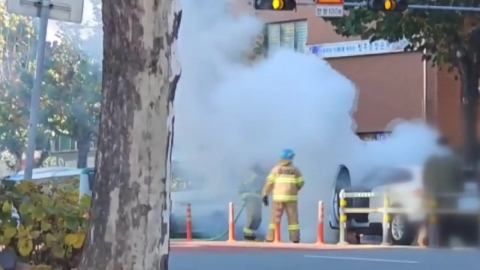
331 165 351 228
389 214 415 246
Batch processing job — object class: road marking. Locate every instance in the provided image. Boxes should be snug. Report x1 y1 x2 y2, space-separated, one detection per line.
304 255 419 264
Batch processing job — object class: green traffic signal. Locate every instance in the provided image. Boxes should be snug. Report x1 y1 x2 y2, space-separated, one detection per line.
253 0 297 11
367 0 408 12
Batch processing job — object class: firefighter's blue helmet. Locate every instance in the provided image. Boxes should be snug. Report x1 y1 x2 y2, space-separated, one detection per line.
280 149 295 160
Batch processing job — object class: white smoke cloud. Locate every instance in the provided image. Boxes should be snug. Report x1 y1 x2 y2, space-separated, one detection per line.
174 0 442 242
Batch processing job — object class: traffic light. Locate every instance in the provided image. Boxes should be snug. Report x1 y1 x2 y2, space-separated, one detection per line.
253 0 297 11
367 0 408 12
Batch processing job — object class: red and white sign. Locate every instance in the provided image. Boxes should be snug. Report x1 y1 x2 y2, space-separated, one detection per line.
315 0 344 18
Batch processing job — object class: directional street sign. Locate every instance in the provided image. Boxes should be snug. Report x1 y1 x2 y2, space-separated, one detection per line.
315 0 345 18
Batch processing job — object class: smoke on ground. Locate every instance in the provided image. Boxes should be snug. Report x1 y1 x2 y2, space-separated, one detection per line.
173 0 442 242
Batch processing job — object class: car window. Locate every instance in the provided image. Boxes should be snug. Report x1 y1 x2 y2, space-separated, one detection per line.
363 167 413 185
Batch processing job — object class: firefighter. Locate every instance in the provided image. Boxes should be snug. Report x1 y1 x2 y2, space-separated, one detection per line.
262 149 304 243
239 164 266 241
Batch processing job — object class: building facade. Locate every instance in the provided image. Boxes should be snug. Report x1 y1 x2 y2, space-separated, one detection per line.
44 136 96 168
235 1 464 145
0 136 96 175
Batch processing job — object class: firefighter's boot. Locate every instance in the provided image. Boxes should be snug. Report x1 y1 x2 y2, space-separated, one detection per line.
243 228 257 241
244 235 257 241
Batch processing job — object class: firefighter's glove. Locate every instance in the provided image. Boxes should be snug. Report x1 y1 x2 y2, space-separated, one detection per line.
262 196 269 206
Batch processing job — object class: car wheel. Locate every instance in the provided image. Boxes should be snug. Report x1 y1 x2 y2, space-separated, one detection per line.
389 214 415 245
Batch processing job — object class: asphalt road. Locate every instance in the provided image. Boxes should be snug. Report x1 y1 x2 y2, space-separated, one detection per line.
170 247 479 270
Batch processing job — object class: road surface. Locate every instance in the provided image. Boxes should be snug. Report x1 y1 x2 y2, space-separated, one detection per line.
171 247 479 270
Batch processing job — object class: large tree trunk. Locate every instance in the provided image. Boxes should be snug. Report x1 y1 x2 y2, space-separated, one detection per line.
78 0 181 269
76 133 91 168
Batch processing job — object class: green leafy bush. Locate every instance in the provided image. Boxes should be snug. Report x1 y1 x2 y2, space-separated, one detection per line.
0 180 90 269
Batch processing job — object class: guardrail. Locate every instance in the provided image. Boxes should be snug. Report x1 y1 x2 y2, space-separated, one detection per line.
337 189 480 246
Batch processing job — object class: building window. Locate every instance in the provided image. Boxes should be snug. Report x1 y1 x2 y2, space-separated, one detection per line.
51 136 97 152
52 136 75 152
357 132 391 141
264 20 307 54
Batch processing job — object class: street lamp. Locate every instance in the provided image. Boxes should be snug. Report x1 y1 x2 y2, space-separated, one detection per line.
6 0 85 180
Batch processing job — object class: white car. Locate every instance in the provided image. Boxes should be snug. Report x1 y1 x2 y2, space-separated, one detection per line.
329 164 479 245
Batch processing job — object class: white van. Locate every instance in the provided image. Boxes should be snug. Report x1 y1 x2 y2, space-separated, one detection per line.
4 167 95 197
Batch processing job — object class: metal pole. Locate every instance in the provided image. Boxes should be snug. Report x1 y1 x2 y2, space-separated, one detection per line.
24 0 51 180
298 1 480 12
381 192 390 246
427 198 439 247
477 202 480 248
337 189 348 245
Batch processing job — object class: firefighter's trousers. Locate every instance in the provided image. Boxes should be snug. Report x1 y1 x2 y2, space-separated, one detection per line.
243 197 262 240
266 201 300 242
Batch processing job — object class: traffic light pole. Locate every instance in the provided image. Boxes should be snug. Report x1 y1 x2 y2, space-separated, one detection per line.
297 1 480 12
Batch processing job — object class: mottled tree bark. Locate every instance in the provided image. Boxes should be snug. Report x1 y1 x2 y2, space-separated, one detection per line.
78 0 182 269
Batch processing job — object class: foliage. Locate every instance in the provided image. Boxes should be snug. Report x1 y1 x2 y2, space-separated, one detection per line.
326 0 480 69
41 34 102 168
0 180 90 269
325 0 480 163
57 0 103 61
42 35 102 143
50 3 103 167
0 5 52 170
0 5 102 169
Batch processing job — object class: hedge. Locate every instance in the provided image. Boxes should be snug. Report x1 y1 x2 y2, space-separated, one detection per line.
0 180 90 270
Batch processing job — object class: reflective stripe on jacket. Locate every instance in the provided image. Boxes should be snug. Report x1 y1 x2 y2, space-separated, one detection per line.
262 161 304 202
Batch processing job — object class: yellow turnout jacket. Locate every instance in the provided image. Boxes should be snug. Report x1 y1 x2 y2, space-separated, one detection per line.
262 160 304 202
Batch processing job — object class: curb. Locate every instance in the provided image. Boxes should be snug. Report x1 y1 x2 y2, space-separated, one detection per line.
171 241 392 250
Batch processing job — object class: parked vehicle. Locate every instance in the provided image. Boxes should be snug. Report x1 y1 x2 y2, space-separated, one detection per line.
4 166 94 197
329 165 479 245
4 162 235 239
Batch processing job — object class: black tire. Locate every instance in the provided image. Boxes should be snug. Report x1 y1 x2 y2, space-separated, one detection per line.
331 165 351 228
389 214 416 246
